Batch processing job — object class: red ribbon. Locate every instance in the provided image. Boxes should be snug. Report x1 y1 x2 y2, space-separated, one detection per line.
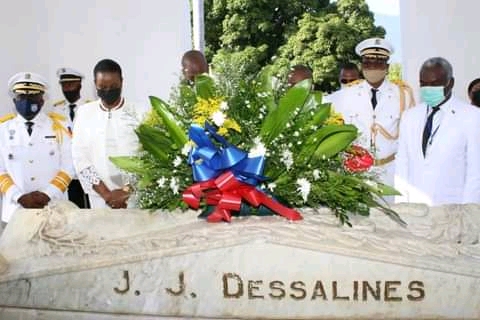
182 171 303 223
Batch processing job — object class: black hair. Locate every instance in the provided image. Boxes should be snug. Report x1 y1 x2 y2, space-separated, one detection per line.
468 78 480 94
291 64 313 74
93 59 122 80
340 62 360 72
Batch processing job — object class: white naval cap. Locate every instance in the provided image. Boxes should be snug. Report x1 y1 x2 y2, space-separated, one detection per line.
8 71 48 95
355 37 394 60
56 67 84 82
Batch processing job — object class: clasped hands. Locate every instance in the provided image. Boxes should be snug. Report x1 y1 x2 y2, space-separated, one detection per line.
18 191 50 208
103 189 130 209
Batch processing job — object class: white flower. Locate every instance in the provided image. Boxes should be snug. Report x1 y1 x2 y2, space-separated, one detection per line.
281 149 294 170
296 178 311 202
312 169 320 180
173 156 182 167
211 111 226 127
267 182 277 192
293 131 299 137
181 143 192 156
156 177 166 187
170 177 180 194
249 137 267 157
219 101 229 111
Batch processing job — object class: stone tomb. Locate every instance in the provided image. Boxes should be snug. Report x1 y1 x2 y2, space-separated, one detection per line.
0 201 479 319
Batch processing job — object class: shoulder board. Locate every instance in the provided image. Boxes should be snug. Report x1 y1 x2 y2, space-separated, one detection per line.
0 113 16 124
47 111 67 122
53 99 65 107
346 79 364 87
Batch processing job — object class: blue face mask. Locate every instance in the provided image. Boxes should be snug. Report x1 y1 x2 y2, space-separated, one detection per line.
420 86 445 108
14 98 41 120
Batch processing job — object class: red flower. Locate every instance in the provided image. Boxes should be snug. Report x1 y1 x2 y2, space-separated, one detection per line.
343 145 374 173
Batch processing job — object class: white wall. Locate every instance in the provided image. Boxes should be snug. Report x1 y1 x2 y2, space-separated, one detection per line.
400 0 480 102
0 0 191 115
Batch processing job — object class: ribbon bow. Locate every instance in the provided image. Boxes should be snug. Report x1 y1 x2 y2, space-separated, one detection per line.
188 123 265 185
183 123 302 222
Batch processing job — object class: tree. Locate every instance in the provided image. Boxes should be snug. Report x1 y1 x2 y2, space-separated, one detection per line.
273 0 385 92
204 0 329 63
203 0 385 91
387 63 402 82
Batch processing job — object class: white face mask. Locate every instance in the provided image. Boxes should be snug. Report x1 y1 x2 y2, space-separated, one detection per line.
363 69 387 84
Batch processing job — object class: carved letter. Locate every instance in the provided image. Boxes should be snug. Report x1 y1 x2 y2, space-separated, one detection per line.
362 281 381 301
311 281 327 300
332 281 349 300
407 281 425 301
384 281 402 302
269 281 286 300
290 281 307 300
353 281 359 301
113 270 130 294
165 272 185 296
248 280 264 299
223 273 244 298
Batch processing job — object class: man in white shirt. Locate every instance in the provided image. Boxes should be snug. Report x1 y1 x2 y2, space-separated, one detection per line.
330 38 415 188
0 72 74 224
395 57 480 205
72 59 145 209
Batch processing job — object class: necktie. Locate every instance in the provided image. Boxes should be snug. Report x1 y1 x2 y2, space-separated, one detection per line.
69 104 76 121
25 121 34 136
371 88 378 109
421 107 441 157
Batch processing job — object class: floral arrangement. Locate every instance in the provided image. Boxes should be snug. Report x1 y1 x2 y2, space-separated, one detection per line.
111 65 403 226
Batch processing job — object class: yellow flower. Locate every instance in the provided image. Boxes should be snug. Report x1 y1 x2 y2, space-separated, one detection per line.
143 109 162 126
324 108 345 125
192 97 241 135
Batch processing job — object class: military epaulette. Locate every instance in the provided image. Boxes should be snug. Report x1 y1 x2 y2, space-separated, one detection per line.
47 111 67 122
0 113 16 124
47 112 70 143
53 99 65 107
346 79 364 87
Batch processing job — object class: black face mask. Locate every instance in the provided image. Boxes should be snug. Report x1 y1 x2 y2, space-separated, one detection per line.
63 89 80 103
97 87 121 105
14 98 42 120
472 91 480 107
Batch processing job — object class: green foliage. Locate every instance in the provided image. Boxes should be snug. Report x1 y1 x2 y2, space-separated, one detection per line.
387 63 402 82
203 0 385 92
112 61 405 227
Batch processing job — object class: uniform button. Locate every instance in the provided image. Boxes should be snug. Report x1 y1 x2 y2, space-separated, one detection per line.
29 160 33 164
28 143 33 146
30 177 35 181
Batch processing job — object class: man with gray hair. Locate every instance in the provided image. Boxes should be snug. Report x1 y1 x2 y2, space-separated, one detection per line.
395 57 480 205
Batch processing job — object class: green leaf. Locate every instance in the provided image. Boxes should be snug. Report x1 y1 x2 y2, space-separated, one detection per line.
135 124 171 162
374 182 402 196
149 96 188 148
312 129 357 160
195 74 216 99
109 156 148 174
303 91 323 111
260 79 311 144
297 124 357 164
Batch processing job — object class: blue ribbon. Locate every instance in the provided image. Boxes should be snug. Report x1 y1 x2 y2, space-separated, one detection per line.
188 123 266 185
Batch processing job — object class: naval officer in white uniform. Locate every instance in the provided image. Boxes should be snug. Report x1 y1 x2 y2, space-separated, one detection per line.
331 38 415 189
48 67 91 208
0 72 74 225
